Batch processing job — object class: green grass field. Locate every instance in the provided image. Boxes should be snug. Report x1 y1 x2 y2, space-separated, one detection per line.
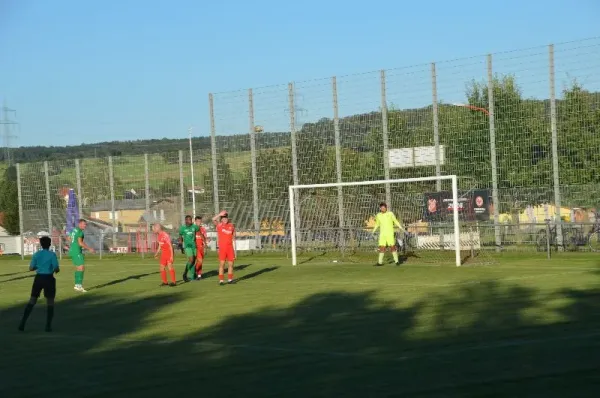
1 252 599 397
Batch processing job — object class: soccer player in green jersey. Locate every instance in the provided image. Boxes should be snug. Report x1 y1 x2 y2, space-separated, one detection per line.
372 202 404 266
179 215 199 282
69 219 95 292
18 236 59 332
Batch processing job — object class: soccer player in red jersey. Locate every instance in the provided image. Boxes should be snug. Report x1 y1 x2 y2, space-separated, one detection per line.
153 224 176 286
212 210 236 285
194 216 208 280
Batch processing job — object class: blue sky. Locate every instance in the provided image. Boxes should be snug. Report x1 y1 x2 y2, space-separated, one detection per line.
0 0 599 147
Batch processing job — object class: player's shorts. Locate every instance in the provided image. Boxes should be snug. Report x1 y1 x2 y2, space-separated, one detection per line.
31 274 56 299
184 247 197 257
218 246 235 262
160 253 174 267
378 234 396 248
70 253 85 266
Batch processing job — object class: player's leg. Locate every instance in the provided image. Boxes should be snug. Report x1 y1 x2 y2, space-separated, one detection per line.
377 234 387 265
19 276 42 331
166 263 177 286
227 248 234 283
188 248 197 280
72 254 86 292
182 248 194 282
218 249 226 285
159 262 169 286
195 250 204 279
44 277 56 332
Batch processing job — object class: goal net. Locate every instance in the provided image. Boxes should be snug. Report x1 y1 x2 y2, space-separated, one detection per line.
288 175 489 266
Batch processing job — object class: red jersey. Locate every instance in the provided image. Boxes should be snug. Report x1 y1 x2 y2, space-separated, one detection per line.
195 226 207 248
157 231 173 255
216 222 235 248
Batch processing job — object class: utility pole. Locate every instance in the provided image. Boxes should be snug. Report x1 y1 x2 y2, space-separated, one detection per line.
1 100 18 165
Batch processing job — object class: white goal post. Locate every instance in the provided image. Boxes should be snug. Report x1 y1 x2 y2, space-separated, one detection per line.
288 175 461 267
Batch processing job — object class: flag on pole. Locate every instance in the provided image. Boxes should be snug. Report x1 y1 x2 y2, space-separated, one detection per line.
66 189 79 233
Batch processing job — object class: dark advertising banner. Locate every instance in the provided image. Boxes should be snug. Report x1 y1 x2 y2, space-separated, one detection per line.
423 190 491 221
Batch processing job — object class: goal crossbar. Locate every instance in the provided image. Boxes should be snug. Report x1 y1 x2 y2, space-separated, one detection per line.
288 175 461 267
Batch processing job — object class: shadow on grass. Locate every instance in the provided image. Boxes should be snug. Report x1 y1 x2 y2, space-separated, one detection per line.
0 271 28 278
200 263 252 280
1 271 599 397
88 272 160 291
0 274 34 284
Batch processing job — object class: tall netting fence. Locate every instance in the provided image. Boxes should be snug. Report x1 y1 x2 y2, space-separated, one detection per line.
13 38 600 257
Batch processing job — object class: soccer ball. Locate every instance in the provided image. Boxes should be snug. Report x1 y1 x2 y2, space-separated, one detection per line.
254 125 264 133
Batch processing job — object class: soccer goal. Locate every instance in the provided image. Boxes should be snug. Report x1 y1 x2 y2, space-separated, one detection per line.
288 175 485 266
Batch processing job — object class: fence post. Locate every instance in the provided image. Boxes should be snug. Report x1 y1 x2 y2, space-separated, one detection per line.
75 159 83 217
108 156 116 248
143 153 150 258
380 70 391 206
288 82 300 233
332 76 345 250
100 230 104 260
209 93 220 215
248 88 261 250
178 150 185 225
487 54 502 251
549 44 563 250
431 63 442 191
545 219 551 259
16 163 24 260
43 161 52 235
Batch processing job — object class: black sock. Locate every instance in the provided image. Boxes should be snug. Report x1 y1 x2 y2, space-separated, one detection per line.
46 305 54 330
19 304 34 328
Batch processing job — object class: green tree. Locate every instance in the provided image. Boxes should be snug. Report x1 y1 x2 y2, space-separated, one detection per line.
202 153 247 205
254 149 293 200
0 166 20 234
557 82 600 207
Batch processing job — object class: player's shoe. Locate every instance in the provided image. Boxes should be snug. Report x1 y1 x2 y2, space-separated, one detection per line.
78 286 88 293
374 263 383 267
182 273 190 283
196 274 202 280
169 282 176 287
18 324 24 332
74 285 84 292
227 279 234 284
219 281 225 286
45 326 52 333
160 283 169 287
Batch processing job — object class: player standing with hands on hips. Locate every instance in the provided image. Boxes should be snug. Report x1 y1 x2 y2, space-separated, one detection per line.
18 236 59 332
179 215 199 282
372 202 404 266
213 210 236 285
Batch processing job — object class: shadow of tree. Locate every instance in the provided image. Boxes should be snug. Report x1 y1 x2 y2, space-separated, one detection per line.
1 274 599 397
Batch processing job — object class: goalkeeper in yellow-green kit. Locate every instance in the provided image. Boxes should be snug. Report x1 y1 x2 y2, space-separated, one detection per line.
372 202 404 266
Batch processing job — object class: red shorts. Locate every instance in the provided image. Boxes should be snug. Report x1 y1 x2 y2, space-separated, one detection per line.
160 253 174 267
218 246 235 262
196 246 205 259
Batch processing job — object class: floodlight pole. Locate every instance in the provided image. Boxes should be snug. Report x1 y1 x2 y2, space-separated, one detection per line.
189 126 196 217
